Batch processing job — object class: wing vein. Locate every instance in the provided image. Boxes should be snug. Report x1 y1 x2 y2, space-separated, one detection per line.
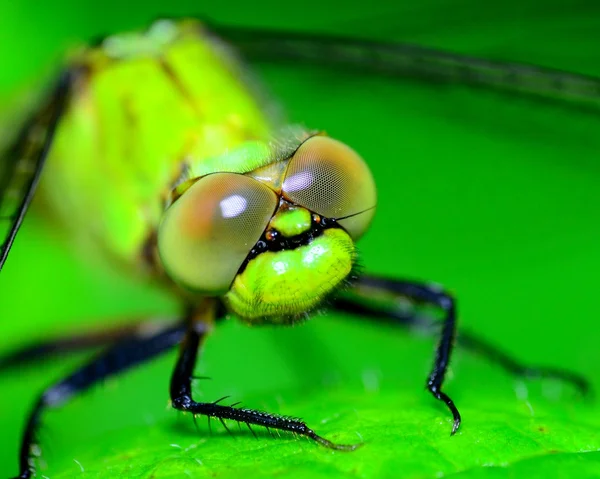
211 25 600 110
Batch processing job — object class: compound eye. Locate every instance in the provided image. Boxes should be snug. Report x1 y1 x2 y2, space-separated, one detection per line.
282 136 376 239
158 173 278 293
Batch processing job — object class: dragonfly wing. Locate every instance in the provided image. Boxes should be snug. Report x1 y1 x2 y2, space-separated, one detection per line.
210 24 600 110
0 70 72 271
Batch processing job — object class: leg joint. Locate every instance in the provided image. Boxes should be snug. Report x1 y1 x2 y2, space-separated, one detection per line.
172 395 193 411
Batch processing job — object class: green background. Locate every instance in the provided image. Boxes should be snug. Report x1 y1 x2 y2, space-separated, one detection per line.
1 1 600 478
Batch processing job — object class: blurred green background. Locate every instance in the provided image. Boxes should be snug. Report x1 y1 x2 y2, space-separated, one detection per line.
1 1 600 478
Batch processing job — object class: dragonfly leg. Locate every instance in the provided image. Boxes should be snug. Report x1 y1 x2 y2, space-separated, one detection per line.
336 275 461 434
0 69 74 272
333 274 590 431
0 320 178 371
11 323 185 479
455 331 590 395
170 322 360 451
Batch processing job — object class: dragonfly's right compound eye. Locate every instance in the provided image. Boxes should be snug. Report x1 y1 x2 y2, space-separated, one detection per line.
158 173 278 293
282 136 377 240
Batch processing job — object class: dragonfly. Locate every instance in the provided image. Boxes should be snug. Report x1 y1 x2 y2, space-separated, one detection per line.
0 17 596 479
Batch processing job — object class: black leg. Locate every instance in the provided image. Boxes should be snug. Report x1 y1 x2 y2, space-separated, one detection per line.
336 275 460 434
12 322 185 479
0 320 179 371
455 333 590 395
333 274 590 432
170 320 358 451
0 69 74 271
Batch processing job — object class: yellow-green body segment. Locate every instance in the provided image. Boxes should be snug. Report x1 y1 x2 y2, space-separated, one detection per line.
41 20 273 271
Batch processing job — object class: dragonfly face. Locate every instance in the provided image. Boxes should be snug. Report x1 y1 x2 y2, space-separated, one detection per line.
158 134 376 323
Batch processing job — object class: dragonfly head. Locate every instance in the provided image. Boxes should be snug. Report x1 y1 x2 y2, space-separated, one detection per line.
157 135 376 324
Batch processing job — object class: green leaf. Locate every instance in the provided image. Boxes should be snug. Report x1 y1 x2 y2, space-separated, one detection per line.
1 1 600 478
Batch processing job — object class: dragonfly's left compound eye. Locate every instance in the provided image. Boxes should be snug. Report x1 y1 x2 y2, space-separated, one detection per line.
157 173 278 293
282 136 377 240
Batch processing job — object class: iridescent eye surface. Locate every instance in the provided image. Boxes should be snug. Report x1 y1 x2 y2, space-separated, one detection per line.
282 136 376 239
158 173 278 293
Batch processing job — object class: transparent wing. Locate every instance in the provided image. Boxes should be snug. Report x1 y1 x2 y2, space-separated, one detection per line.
0 70 72 271
210 24 600 110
